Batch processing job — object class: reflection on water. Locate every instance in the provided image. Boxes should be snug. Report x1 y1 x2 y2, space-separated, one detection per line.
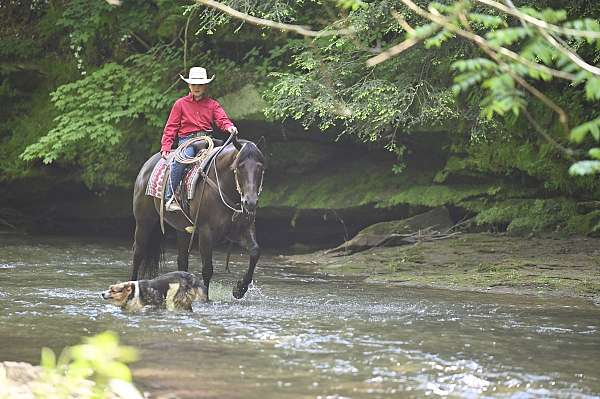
0 235 599 398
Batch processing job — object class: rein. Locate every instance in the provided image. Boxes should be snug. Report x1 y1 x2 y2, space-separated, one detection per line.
215 143 245 214
186 133 239 251
185 135 264 254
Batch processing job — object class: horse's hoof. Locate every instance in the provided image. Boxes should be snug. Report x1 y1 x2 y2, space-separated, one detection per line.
232 282 247 299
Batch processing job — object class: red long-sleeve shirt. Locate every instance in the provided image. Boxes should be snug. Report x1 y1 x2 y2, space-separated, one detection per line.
161 94 234 152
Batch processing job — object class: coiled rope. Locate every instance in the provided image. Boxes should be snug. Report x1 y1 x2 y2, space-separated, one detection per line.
174 135 214 164
166 136 215 226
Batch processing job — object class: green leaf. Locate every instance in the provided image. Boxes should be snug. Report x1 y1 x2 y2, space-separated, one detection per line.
564 18 600 45
589 148 600 159
467 13 506 28
451 58 497 72
425 29 455 48
519 6 567 24
337 0 367 11
409 22 441 40
585 77 600 101
486 27 532 47
40 347 57 370
571 118 600 142
569 160 600 175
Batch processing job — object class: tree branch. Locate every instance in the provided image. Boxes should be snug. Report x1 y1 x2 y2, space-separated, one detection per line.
456 12 571 144
392 11 415 34
183 6 197 71
502 0 600 77
366 11 423 66
475 0 600 40
523 109 576 159
398 0 577 81
129 31 151 50
367 37 421 66
195 0 354 37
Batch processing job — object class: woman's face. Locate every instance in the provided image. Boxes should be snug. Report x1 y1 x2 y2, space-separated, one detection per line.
189 83 207 99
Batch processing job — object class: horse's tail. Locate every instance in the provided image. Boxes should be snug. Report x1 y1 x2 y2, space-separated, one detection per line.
132 222 164 280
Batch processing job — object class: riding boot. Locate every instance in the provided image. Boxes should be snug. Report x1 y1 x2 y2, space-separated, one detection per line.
165 139 196 211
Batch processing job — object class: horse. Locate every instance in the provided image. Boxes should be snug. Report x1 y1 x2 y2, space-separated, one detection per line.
130 136 265 300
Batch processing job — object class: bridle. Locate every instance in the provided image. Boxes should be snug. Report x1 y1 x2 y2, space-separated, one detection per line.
185 136 263 253
214 142 264 216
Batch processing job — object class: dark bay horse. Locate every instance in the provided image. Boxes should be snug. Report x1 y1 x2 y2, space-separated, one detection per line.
131 137 265 300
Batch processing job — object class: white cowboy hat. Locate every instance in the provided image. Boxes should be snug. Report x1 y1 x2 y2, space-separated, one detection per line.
179 67 214 85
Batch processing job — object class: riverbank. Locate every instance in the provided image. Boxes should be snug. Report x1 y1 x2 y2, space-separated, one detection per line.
285 233 600 305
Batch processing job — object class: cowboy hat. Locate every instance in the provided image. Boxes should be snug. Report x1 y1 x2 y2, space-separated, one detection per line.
179 67 214 85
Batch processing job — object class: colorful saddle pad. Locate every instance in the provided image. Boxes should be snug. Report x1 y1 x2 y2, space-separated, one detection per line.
145 158 168 199
145 146 222 200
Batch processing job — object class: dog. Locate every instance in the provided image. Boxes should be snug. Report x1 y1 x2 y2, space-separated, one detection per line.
101 271 207 311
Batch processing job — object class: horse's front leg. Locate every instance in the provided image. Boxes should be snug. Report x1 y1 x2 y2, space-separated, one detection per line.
233 223 260 299
176 230 191 272
198 229 214 301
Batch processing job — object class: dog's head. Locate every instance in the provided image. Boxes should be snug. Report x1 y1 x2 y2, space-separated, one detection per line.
101 282 134 307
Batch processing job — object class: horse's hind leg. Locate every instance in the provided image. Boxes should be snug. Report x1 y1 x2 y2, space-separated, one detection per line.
176 230 191 272
233 224 260 299
131 219 162 280
132 152 163 280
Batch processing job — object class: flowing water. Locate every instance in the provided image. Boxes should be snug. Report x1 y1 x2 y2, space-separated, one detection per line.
0 235 599 398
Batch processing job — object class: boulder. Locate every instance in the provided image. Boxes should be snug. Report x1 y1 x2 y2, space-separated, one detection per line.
326 206 454 254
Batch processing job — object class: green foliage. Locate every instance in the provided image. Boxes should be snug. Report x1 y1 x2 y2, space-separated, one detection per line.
19 55 176 187
338 0 368 11
474 198 579 234
442 136 600 196
3 0 600 236
425 29 456 48
566 210 600 236
57 0 157 71
36 331 141 399
263 1 463 160
467 13 506 29
569 160 600 176
396 0 600 175
380 184 499 208
571 117 600 142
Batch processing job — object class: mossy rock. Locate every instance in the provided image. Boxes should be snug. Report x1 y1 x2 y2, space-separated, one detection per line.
327 207 453 254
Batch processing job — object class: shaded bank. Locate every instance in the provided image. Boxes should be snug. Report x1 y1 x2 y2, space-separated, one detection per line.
3 120 600 246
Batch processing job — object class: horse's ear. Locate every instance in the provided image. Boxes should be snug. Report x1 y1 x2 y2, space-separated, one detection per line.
232 135 243 151
256 136 266 151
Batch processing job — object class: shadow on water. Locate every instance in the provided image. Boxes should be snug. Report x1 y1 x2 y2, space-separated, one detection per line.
0 235 599 398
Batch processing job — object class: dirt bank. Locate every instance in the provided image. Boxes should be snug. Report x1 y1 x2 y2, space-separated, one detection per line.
285 233 600 305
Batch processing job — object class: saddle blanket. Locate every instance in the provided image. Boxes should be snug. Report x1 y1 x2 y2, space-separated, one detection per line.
145 147 221 200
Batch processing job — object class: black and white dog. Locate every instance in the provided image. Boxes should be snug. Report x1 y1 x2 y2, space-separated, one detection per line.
101 271 207 311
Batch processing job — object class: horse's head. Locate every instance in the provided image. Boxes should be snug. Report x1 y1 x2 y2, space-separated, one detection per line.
231 139 265 215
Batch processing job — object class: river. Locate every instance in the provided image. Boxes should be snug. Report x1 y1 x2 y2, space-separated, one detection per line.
0 235 599 398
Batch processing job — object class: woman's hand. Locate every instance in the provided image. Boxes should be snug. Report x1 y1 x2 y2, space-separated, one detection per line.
227 126 238 135
161 150 171 159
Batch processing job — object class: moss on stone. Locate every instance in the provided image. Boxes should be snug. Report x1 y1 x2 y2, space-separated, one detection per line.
474 198 582 234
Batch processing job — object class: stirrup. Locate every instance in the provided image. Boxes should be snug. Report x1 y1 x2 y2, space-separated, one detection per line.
165 197 182 212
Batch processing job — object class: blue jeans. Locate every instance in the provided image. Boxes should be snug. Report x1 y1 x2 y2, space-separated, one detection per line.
165 136 197 201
